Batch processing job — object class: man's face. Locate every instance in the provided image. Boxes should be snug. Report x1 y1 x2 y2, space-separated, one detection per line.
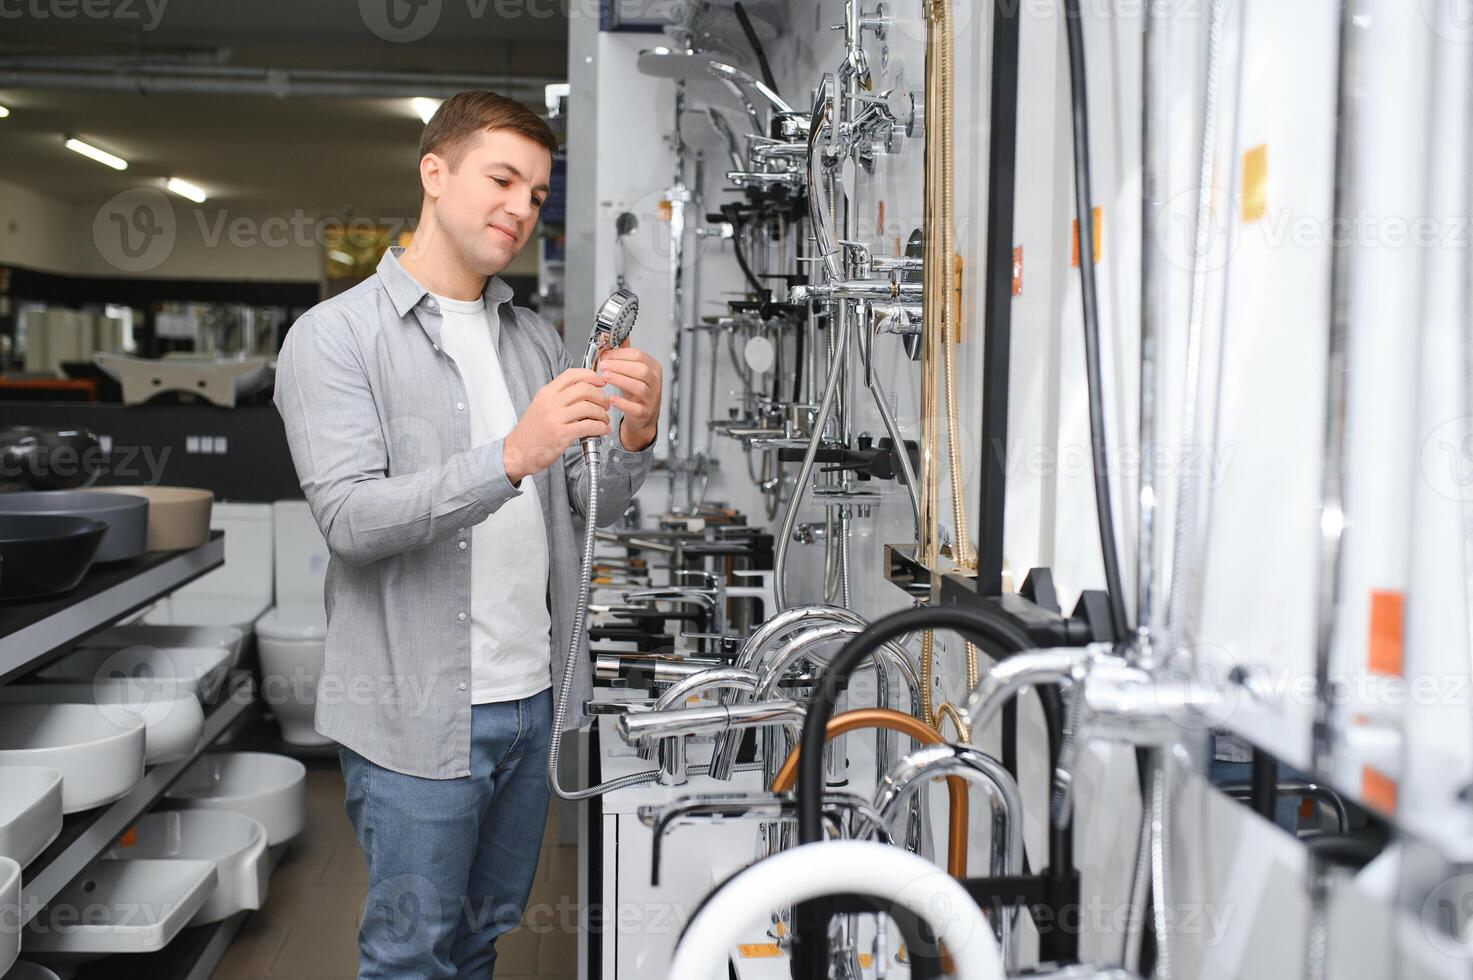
427 128 551 275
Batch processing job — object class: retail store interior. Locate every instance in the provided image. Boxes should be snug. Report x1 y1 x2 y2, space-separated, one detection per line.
0 1 1472 978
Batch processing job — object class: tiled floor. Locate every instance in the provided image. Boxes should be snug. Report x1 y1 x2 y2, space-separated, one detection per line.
212 768 578 980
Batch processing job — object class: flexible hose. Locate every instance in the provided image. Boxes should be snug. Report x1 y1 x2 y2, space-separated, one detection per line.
548 448 667 799
1135 0 1169 660
1149 748 1175 980
1122 753 1154 969
1163 0 1229 651
917 0 979 729
936 0 969 572
1062 0 1128 640
732 1 779 100
774 253 853 610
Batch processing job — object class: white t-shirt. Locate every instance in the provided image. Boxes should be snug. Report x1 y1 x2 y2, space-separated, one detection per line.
434 292 552 704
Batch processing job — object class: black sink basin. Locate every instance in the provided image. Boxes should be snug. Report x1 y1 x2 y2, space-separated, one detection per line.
0 514 108 599
0 426 103 491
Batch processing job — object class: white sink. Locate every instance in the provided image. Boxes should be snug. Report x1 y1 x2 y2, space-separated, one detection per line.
94 352 271 409
22 858 217 957
81 624 245 672
37 644 232 704
0 706 144 814
104 810 268 926
0 686 203 766
0 856 19 978
0 766 63 869
3 961 62 980
164 753 305 846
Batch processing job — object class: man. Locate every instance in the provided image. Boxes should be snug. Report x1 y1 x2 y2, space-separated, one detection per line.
274 91 662 978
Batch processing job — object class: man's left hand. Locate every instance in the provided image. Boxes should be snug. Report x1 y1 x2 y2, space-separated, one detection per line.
598 340 662 451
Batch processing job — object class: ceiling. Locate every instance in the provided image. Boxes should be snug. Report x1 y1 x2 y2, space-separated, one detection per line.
0 0 571 216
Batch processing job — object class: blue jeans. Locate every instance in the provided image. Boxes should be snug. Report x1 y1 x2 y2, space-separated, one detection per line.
340 689 553 979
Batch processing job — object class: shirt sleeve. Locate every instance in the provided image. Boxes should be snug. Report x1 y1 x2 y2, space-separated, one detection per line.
273 309 522 565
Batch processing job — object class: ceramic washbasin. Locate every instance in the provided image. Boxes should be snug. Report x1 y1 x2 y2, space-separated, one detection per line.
0 515 106 600
0 705 144 814
104 810 268 926
0 766 63 869
80 624 245 672
0 856 19 977
37 644 232 705
79 485 213 552
0 686 203 766
164 753 305 846
0 492 147 564
22 858 217 957
93 353 271 410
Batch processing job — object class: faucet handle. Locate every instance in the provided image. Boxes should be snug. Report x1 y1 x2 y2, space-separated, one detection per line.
851 87 895 107
675 570 720 588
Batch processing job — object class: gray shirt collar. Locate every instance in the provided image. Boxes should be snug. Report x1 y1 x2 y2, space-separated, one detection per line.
378 245 515 319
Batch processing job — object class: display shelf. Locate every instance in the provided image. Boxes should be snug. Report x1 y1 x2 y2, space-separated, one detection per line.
0 530 225 684
19 670 258 920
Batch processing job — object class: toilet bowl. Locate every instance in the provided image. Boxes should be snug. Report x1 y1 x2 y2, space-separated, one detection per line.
143 502 273 635
256 502 331 747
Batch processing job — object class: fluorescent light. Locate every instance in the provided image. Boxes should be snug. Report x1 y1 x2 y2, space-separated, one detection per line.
0 105 10 119
65 137 127 171
412 97 441 124
165 177 207 203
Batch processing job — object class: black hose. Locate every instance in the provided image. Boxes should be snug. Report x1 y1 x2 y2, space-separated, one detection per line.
1062 0 1129 640
792 605 1037 978
733 1 780 101
731 220 767 298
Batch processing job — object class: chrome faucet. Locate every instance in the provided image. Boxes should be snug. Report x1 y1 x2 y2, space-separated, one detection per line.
634 667 762 780
615 699 807 788
709 604 878 781
873 743 1025 971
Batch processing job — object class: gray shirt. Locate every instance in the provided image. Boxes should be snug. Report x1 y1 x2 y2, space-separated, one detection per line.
273 247 652 778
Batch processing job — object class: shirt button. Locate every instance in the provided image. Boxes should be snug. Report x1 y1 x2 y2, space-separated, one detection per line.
458 540 467 550
458 681 468 691
456 401 465 411
457 611 467 621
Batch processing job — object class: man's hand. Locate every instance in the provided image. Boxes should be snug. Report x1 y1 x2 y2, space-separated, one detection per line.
598 340 663 451
503 368 611 485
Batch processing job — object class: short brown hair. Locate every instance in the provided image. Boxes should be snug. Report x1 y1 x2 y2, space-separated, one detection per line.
419 91 558 173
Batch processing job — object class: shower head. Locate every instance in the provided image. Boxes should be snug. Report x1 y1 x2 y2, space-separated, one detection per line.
586 288 640 370
637 47 727 81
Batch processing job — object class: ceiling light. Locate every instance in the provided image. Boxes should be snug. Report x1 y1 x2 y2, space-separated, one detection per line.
412 97 441 124
65 137 127 171
165 177 207 204
0 106 10 119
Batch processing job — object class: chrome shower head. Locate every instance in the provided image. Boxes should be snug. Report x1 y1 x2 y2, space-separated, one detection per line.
636 47 726 81
586 288 640 370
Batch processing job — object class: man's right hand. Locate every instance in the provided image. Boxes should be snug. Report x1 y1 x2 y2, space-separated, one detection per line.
503 368 611 485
